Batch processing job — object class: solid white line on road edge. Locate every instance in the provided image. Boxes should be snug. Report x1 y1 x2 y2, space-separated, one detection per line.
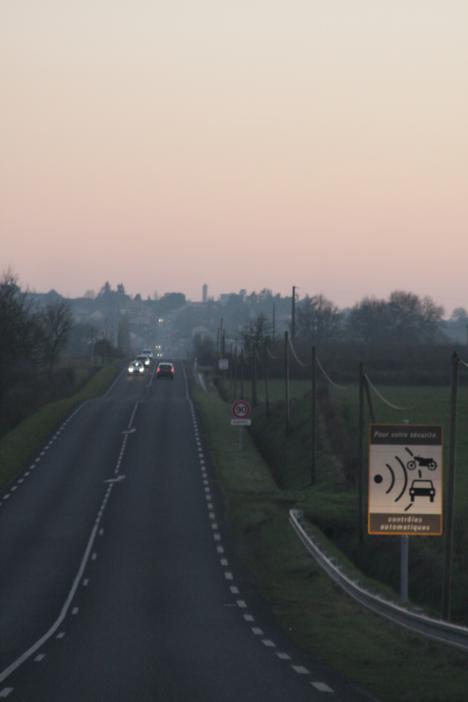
0 688 13 698
292 665 310 675
311 682 334 693
0 513 103 683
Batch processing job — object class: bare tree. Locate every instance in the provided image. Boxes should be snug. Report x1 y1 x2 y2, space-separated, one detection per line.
37 300 73 375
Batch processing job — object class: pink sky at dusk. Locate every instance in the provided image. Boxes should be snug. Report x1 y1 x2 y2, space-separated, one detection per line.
1 1 467 312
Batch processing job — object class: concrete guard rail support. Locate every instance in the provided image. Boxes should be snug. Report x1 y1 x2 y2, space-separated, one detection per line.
289 509 468 654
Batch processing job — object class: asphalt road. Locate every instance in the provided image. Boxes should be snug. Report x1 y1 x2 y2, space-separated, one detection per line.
0 364 375 701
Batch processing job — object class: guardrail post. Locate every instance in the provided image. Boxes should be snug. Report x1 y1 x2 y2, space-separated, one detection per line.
442 351 460 621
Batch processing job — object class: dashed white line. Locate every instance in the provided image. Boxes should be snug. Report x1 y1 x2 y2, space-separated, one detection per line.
72 607 79 616
34 654 46 663
252 627 264 636
262 639 276 648
311 682 334 693
224 572 233 580
83 579 89 587
56 632 66 640
276 652 291 660
220 558 229 566
292 665 310 675
0 688 14 698
216 546 224 554
243 614 254 622
230 586 240 594
236 600 247 609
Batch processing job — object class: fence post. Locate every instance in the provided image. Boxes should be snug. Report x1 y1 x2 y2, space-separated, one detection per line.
442 351 460 621
264 345 270 417
285 331 290 432
252 343 258 407
311 345 317 484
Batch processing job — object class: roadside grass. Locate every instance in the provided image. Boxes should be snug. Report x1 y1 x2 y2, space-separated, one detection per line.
192 377 468 702
0 364 119 490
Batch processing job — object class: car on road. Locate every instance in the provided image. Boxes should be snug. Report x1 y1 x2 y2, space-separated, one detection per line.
409 479 436 502
127 360 145 375
142 349 154 359
156 361 175 379
136 353 151 368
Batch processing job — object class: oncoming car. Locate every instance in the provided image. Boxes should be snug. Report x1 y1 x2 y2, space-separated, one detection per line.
128 360 145 375
136 353 151 368
156 362 175 379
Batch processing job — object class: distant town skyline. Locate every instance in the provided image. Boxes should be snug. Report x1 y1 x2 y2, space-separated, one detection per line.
3 1 468 315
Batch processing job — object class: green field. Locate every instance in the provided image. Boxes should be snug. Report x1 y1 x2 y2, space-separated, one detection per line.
193 376 468 702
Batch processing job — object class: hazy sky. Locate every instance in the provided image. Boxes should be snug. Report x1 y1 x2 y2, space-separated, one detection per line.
2 1 467 311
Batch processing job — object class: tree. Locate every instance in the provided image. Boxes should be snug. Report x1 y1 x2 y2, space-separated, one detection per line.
347 291 444 344
37 300 73 375
0 271 34 393
241 313 271 354
296 294 342 343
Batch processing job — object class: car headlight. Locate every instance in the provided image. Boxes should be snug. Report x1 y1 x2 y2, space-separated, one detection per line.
128 368 134 373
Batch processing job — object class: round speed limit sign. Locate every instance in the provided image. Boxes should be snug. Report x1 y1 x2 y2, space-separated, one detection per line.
231 400 252 420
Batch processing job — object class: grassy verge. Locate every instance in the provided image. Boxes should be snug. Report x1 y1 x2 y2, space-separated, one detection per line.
0 364 120 489
192 377 468 702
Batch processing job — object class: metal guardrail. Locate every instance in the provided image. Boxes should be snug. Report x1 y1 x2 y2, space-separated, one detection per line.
289 509 468 653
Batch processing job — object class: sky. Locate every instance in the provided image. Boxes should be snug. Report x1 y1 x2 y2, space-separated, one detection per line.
2 1 467 312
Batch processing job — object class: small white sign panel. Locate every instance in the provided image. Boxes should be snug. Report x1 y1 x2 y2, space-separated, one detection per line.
231 418 252 427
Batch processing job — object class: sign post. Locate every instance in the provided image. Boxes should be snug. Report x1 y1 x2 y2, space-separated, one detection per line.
368 424 443 602
231 400 252 451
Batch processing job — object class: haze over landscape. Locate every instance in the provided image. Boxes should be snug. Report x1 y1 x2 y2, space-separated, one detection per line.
2 0 467 310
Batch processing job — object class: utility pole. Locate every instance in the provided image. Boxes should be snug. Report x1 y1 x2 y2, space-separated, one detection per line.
291 286 296 341
311 346 317 484
272 302 276 343
442 351 460 621
285 331 291 432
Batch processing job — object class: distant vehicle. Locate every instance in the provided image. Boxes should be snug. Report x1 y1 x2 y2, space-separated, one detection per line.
128 360 145 375
142 349 154 359
156 362 174 379
136 353 151 367
409 479 435 502
407 456 437 471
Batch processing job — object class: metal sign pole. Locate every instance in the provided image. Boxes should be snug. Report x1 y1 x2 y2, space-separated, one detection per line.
400 535 409 602
239 426 243 451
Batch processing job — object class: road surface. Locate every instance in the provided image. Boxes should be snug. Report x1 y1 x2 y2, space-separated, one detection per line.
0 364 374 701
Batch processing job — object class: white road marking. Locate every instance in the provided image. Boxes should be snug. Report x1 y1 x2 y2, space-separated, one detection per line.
72 607 79 615
220 558 229 566
18 479 24 484
311 682 334 693
211 523 219 530
292 665 310 675
99 529 104 536
213 533 221 541
83 579 89 587
236 600 247 609
11 487 16 492
3 495 10 500
56 632 66 640
0 688 14 697
224 572 233 580
252 628 264 636
262 640 276 648
34 654 46 663
276 652 291 660
230 586 240 594
209 512 215 520
216 546 224 554
243 614 254 622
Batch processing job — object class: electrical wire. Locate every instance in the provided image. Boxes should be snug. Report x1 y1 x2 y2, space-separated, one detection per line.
364 373 411 411
315 356 351 391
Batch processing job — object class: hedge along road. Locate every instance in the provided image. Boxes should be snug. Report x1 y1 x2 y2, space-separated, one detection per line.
0 363 374 701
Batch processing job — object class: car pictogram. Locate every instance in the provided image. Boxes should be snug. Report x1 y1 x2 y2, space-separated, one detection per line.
409 479 436 503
